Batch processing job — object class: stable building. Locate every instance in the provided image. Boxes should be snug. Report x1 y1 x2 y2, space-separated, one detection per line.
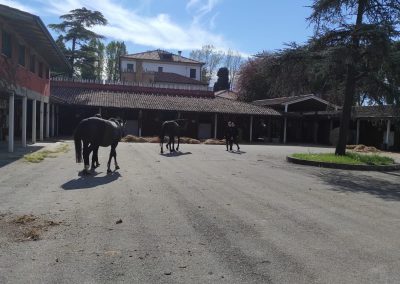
50 79 281 141
0 4 70 152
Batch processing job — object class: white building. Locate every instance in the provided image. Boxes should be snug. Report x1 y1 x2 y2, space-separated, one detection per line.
120 49 204 84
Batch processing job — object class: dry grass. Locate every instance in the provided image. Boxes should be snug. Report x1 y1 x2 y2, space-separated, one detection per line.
24 143 69 163
1 213 62 242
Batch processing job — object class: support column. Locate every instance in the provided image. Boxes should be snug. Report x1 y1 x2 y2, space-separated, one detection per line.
51 104 55 137
214 113 218 139
249 115 253 142
22 96 27 147
385 119 391 146
138 110 142 137
283 118 287 144
32 99 36 143
40 101 44 141
56 105 59 137
8 92 14 152
283 104 288 144
356 119 360 145
45 103 50 138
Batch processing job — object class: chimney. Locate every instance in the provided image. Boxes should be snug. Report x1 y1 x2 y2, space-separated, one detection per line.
178 51 182 60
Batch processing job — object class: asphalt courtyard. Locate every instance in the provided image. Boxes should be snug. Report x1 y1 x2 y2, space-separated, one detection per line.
0 141 400 283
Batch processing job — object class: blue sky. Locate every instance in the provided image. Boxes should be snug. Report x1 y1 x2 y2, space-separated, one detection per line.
1 0 315 57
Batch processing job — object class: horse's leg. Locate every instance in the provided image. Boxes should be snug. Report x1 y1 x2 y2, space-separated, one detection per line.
107 147 113 174
91 145 99 170
113 143 120 170
82 142 91 173
176 136 180 151
94 145 100 167
170 135 175 152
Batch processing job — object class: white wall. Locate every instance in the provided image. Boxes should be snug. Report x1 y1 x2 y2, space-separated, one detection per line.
121 59 201 81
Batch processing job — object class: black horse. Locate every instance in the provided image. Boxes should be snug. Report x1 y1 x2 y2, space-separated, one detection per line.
160 119 189 154
74 117 125 174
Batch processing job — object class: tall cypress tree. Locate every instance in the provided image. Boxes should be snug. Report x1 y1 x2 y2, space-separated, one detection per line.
49 7 107 77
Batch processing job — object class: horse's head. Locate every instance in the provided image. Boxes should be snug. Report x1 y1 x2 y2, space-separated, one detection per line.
176 118 189 130
110 117 127 138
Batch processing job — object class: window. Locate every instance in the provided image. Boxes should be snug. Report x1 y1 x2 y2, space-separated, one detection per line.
190 68 196 79
158 66 163 73
30 54 36 73
38 62 43 78
18 45 25 66
2 31 12 58
127 63 134 72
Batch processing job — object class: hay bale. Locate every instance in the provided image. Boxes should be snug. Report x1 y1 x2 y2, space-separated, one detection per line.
178 137 200 144
347 144 381 153
145 136 160 143
121 135 148 143
203 139 225 145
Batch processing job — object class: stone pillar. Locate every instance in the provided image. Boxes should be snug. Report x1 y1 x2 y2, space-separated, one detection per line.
45 103 50 138
40 101 44 141
214 113 218 139
32 99 36 144
8 92 14 152
249 115 253 142
22 96 27 147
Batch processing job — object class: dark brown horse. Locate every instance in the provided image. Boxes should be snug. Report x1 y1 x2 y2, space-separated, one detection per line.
160 119 189 154
74 117 125 174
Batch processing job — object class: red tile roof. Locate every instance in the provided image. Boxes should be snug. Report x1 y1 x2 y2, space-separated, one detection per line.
122 49 203 65
50 83 280 116
154 72 206 85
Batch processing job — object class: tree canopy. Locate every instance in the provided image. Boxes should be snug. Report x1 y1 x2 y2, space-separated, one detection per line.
49 7 108 77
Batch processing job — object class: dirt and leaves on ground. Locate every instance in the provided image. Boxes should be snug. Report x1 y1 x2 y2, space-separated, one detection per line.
0 213 62 242
23 143 69 163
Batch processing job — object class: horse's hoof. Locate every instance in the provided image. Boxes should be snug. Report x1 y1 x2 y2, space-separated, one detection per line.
115 166 120 170
107 169 112 174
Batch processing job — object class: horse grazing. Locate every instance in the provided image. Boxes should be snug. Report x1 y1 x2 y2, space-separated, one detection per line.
160 119 189 154
74 117 125 174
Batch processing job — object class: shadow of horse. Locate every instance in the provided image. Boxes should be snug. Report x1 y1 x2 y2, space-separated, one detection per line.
228 150 247 155
61 171 121 190
160 151 192 157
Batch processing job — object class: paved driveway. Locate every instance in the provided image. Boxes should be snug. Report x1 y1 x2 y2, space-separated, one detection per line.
0 142 399 283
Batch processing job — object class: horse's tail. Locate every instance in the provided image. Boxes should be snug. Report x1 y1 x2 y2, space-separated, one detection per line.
74 127 83 163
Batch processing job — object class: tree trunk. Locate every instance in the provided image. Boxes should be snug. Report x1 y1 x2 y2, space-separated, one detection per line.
70 37 76 78
335 0 366 155
335 63 356 155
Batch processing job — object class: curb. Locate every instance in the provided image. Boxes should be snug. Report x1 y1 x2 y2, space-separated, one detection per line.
286 156 400 171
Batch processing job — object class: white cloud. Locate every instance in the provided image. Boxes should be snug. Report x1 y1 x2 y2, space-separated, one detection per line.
1 0 233 52
0 0 38 14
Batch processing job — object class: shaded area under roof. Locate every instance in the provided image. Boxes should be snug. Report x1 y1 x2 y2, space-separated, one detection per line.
0 4 70 71
50 85 281 116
